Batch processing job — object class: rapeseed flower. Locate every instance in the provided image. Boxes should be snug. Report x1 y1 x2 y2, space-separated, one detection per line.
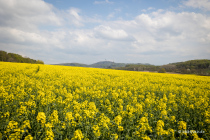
45 128 54 140
37 112 46 127
92 125 101 138
1 62 209 139
71 129 84 140
50 110 60 125
6 121 18 133
24 135 33 140
156 120 168 136
118 126 124 131
178 121 187 130
111 133 118 140
114 115 122 125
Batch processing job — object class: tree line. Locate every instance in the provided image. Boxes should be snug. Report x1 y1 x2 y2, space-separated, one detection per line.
0 50 44 64
113 59 210 76
171 59 210 69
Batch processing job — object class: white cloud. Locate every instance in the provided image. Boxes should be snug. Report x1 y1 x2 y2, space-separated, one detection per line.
183 0 210 11
133 11 210 41
101 10 210 62
141 7 155 13
0 0 62 31
0 0 209 65
0 27 47 44
94 25 129 40
64 8 84 27
94 0 113 4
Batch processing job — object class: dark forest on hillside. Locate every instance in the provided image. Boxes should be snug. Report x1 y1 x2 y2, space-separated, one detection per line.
114 59 210 76
0 50 44 64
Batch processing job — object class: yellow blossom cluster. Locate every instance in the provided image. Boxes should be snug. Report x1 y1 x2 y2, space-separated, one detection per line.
0 62 209 139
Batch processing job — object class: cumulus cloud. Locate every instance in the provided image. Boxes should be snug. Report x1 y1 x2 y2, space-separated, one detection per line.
0 0 209 65
0 0 64 61
0 27 48 44
0 0 62 30
183 0 210 11
99 10 210 64
94 25 130 40
131 11 210 53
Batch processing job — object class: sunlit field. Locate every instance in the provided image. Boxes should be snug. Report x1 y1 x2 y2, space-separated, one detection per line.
0 62 209 140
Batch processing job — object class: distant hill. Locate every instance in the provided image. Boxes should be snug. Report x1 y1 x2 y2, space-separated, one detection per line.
54 61 151 68
170 59 210 69
89 61 127 68
166 59 210 75
114 63 158 71
53 63 88 67
53 59 210 76
114 59 210 76
0 50 44 64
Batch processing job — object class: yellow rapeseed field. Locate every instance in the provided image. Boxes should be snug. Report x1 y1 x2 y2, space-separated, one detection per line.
0 62 209 140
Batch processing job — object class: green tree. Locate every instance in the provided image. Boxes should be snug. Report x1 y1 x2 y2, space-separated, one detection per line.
0 51 8 61
158 68 166 73
0 50 44 64
36 60 44 64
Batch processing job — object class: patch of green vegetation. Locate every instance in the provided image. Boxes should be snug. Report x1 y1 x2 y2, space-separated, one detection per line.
0 50 44 64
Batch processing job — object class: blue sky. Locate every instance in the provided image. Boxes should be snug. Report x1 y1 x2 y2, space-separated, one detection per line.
0 0 210 65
